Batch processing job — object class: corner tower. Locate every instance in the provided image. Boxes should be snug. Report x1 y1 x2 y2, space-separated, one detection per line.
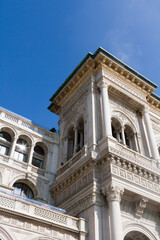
48 47 160 240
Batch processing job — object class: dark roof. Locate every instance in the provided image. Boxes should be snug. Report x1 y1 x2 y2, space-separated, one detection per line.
151 93 160 102
48 47 157 106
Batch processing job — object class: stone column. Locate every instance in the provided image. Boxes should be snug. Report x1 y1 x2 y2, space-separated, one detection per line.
74 126 78 154
80 131 84 149
121 127 126 146
28 143 35 165
64 137 68 161
143 107 160 161
102 184 124 240
10 136 18 158
87 79 97 151
128 137 133 149
98 80 112 137
134 133 139 152
116 130 120 142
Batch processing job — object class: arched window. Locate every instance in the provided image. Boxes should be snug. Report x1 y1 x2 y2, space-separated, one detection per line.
111 118 122 143
14 138 29 162
13 182 34 199
67 127 74 159
124 125 137 151
32 144 45 169
0 131 12 155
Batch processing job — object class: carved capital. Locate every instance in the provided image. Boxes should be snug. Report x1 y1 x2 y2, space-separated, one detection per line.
102 184 124 202
97 79 108 90
135 197 148 219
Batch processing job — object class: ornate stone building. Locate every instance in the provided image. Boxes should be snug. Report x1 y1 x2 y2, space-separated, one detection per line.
1 47 160 239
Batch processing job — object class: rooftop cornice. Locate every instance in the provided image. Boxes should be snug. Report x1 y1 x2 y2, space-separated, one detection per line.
147 93 160 110
48 47 158 114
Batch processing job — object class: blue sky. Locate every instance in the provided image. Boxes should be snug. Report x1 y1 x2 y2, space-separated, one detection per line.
1 0 160 130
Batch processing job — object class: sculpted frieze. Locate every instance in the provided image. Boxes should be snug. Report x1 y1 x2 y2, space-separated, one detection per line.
102 71 146 101
66 191 102 215
111 164 160 195
55 172 93 204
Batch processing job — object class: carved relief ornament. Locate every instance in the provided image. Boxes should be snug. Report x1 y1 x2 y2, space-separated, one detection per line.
102 183 124 202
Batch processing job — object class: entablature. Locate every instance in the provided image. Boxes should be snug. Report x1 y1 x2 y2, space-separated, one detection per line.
49 48 157 115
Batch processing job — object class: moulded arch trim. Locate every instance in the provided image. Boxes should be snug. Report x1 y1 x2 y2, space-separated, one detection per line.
25 237 56 240
111 109 138 133
63 105 86 137
17 132 35 145
111 115 123 128
0 125 17 138
0 225 16 240
9 173 39 198
64 123 74 137
123 221 158 240
34 141 49 154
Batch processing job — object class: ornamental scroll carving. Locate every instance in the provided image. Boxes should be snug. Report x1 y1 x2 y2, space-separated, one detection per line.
102 183 124 202
135 197 148 219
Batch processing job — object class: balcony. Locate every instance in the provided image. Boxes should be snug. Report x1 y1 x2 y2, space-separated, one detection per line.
0 191 87 234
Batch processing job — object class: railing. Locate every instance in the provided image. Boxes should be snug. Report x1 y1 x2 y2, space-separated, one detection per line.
0 191 84 232
57 146 88 176
0 109 57 139
98 136 159 174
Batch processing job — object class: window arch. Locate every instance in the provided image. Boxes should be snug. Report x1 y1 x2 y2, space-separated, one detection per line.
0 130 12 155
13 182 34 199
14 135 31 162
32 143 46 169
124 124 137 151
111 117 122 143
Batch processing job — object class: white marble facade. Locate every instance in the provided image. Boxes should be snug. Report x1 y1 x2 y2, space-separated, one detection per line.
1 47 160 239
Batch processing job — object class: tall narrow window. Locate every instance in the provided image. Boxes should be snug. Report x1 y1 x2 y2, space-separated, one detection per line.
111 118 122 143
32 144 45 169
124 125 137 151
14 138 29 162
0 131 12 155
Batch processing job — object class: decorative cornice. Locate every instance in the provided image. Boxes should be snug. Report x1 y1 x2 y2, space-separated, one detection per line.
48 47 157 115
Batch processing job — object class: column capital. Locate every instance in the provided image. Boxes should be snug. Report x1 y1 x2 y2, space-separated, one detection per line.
97 79 109 90
102 183 124 202
142 105 149 115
